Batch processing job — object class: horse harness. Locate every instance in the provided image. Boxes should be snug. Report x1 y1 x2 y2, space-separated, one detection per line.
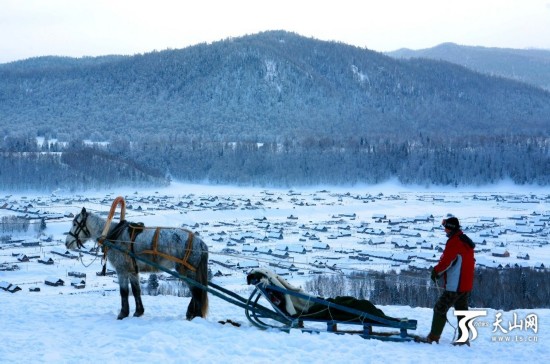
100 220 197 275
69 213 91 249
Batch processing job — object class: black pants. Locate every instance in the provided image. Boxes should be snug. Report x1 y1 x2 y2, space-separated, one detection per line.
431 291 470 337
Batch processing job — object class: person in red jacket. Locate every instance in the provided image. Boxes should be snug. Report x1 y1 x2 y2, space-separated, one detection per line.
417 216 476 345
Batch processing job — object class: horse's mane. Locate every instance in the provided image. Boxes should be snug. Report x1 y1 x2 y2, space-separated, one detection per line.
85 211 108 236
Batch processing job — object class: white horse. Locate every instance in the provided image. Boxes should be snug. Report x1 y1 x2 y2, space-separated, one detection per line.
66 207 209 320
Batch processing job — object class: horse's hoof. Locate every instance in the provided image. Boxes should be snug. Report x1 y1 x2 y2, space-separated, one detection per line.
134 311 144 317
117 312 129 320
186 313 202 321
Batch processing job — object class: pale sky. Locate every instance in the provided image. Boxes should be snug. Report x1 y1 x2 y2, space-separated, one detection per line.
1 0 550 63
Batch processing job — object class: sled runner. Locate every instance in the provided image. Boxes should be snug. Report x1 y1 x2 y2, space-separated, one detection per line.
245 269 418 342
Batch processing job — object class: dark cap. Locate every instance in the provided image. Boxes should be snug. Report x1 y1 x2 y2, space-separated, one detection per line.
442 217 460 230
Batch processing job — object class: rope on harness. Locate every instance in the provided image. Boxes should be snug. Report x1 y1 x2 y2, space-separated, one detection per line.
140 227 197 272
97 196 198 274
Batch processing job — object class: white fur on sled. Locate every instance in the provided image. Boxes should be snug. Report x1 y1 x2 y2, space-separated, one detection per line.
249 268 314 316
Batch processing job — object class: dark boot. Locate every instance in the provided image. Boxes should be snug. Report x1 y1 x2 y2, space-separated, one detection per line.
415 333 440 344
414 310 446 344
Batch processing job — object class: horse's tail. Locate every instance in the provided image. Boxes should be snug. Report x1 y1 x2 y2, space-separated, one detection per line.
196 250 209 317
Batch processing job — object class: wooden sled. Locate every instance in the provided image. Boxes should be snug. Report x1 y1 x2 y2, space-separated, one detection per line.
246 269 418 342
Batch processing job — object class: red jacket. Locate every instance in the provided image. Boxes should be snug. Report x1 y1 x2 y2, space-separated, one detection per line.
434 230 475 292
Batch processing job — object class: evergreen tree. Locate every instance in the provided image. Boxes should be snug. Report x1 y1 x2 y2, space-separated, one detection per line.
147 274 160 296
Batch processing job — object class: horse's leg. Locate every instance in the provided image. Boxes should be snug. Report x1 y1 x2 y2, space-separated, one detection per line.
130 273 144 317
117 273 130 320
197 251 209 318
185 249 209 320
186 286 204 320
178 268 203 320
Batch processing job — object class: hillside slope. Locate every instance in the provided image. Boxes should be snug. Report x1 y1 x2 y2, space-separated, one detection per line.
387 42 550 91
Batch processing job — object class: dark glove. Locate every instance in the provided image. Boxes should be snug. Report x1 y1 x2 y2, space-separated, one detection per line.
430 268 438 282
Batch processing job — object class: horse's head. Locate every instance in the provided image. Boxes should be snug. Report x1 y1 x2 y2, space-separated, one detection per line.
65 207 91 250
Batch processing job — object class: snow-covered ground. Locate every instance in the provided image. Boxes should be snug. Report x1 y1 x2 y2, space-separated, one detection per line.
3 292 548 364
1 181 549 363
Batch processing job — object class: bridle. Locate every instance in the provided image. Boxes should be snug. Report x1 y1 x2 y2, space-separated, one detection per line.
68 211 91 249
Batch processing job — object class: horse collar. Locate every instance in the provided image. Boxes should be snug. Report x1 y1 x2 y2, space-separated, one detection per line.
106 220 130 242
